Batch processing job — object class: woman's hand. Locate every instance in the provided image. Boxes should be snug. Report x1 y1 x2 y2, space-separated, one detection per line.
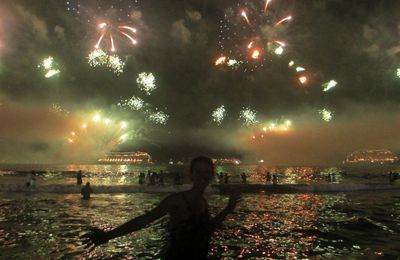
226 194 241 211
81 227 110 252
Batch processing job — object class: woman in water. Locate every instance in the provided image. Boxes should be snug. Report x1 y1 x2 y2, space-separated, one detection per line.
82 156 240 259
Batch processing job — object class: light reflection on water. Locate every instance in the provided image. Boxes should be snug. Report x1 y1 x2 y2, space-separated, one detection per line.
0 191 399 259
0 164 377 186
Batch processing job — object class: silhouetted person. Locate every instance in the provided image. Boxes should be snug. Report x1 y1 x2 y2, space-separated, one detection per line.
149 172 157 185
139 172 145 184
390 171 399 183
76 170 83 185
272 174 278 185
146 170 151 184
26 171 36 187
330 172 336 182
158 170 164 186
218 172 224 184
224 172 229 184
240 172 247 183
81 156 240 259
173 171 182 185
265 171 271 184
81 182 93 200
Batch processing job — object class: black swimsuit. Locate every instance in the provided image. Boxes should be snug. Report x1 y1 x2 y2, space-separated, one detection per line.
164 196 211 260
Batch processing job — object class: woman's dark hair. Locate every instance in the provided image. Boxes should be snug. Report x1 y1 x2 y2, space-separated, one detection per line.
190 156 214 175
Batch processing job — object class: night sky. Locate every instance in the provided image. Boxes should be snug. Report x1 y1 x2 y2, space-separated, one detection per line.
1 0 400 165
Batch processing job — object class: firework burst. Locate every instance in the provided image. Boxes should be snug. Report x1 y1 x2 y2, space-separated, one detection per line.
38 56 61 78
117 96 145 111
87 49 125 75
136 72 156 95
148 110 169 125
67 112 133 153
212 105 227 125
319 108 334 122
239 107 258 126
217 0 292 71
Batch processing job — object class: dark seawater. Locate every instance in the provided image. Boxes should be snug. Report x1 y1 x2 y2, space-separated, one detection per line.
1 191 399 259
1 163 393 186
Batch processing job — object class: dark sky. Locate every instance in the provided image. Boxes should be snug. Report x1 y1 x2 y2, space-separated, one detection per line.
1 0 400 164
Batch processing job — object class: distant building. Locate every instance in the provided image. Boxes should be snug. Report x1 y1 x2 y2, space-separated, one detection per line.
97 152 152 164
343 149 398 165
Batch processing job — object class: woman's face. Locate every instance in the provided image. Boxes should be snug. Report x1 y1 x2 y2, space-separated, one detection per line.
191 162 214 188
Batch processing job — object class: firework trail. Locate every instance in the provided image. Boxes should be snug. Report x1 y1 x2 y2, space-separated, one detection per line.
94 22 137 52
274 15 292 27
241 11 251 25
264 0 271 13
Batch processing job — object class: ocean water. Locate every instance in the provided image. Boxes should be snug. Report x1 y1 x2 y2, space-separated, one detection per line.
0 163 392 186
0 191 399 259
0 164 399 258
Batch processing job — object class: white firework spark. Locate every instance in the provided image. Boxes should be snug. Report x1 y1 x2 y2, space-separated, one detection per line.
136 72 156 95
45 69 60 78
49 103 69 115
148 110 169 125
322 80 338 92
239 107 258 126
87 49 126 75
117 96 145 110
212 105 227 125
41 57 54 70
38 56 61 78
274 46 284 55
319 108 334 122
87 49 108 67
107 55 126 75
227 59 243 69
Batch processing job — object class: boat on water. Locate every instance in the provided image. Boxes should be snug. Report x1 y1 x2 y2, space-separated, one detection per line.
97 151 153 165
342 149 399 174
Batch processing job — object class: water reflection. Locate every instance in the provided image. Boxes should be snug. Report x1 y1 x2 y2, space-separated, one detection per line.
1 192 399 258
0 163 392 187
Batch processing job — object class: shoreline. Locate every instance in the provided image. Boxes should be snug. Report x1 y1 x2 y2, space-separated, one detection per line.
1 183 399 194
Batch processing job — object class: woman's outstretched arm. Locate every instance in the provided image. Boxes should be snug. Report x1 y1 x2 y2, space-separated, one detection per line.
210 194 240 230
81 195 173 251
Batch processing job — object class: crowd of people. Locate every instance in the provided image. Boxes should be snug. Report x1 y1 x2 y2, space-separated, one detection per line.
138 170 180 186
